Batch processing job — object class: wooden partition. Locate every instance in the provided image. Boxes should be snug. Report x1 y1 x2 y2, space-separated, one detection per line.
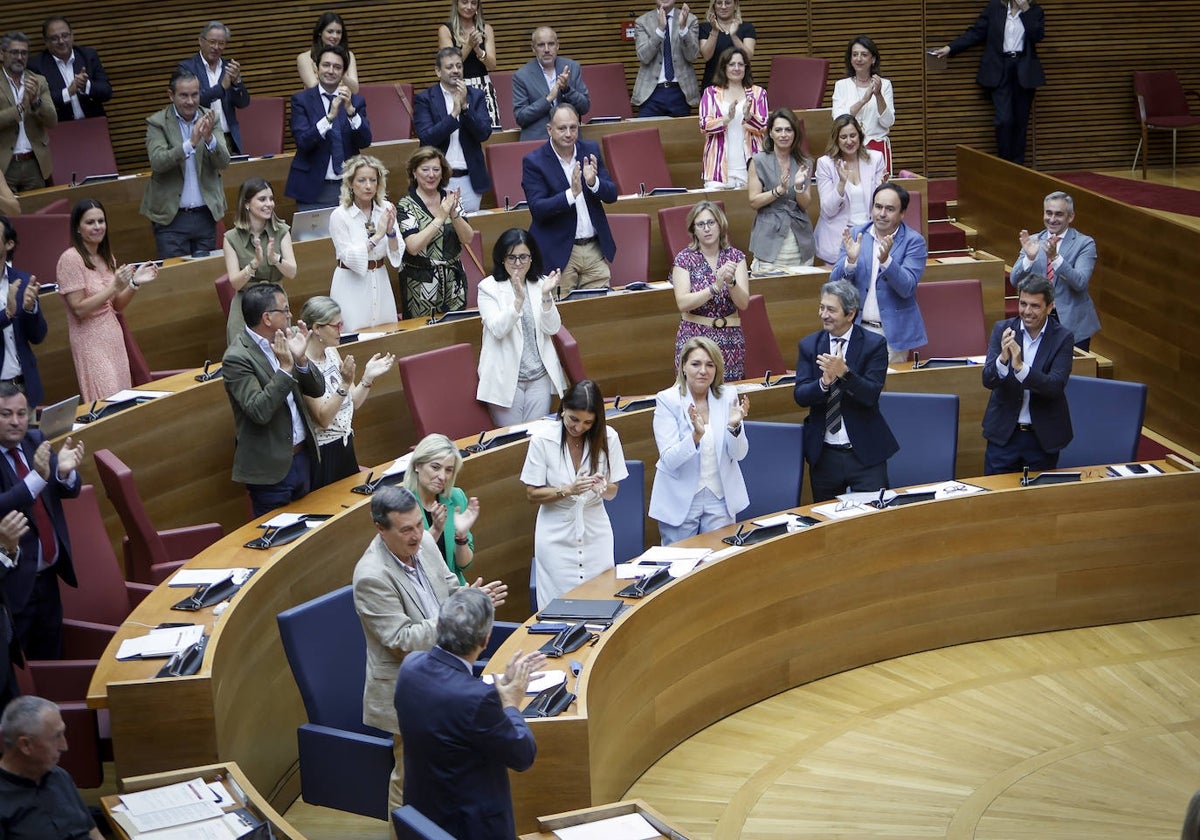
954 145 1200 455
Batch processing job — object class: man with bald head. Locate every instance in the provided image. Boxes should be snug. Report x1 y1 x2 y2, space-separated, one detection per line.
511 27 590 141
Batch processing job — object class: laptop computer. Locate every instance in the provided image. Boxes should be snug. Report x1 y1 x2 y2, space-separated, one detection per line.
291 207 335 242
36 394 81 439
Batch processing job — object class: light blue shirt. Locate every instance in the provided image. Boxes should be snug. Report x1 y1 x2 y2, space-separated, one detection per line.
174 106 217 210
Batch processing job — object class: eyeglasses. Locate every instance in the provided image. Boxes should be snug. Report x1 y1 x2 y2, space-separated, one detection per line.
5 49 29 57
265 308 293 319
504 253 532 264
47 34 72 43
320 321 344 331
201 38 227 48
693 219 719 229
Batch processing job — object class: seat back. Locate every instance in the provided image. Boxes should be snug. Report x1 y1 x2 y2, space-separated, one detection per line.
904 188 926 237
604 459 645 563
214 274 234 319
60 485 131 627
913 279 987 359
358 83 414 142
488 71 519 131
877 392 959 486
116 311 152 387
606 213 651 286
48 116 118 185
462 230 485 309
93 448 168 584
397 343 494 439
1133 70 1189 121
392 805 457 840
1182 789 1200 840
602 128 672 195
740 422 804 520
582 62 634 120
11 213 70 291
237 96 285 157
658 200 724 261
767 56 830 110
484 139 544 208
551 326 588 385
1058 376 1147 469
741 294 789 380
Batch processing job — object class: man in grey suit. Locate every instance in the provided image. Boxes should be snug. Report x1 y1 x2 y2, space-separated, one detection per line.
632 0 700 117
352 486 507 819
222 283 324 518
1010 190 1100 350
511 27 590 141
140 69 230 259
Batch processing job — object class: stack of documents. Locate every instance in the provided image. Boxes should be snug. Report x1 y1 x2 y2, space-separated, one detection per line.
553 813 664 840
116 625 204 660
616 546 710 579
108 778 261 839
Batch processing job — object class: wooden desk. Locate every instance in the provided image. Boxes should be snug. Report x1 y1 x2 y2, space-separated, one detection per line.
520 799 686 839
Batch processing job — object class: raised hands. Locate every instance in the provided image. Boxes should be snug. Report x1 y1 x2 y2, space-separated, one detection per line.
551 66 571 98
471 577 508 608
132 262 159 288
222 59 242 88
21 77 37 108
569 160 583 197
1045 234 1060 263
1018 229 1039 261
539 270 561 301
816 351 848 387
456 496 481 535
687 402 706 439
361 352 396 386
728 394 750 428
876 232 894 264
339 353 357 385
5 279 17 318
56 437 86 479
69 68 88 97
842 228 863 263
190 110 216 147
494 649 547 708
1000 326 1023 370
581 154 599 189
427 500 448 537
439 190 460 220
22 278 38 312
0 510 29 555
273 321 311 371
792 162 810 190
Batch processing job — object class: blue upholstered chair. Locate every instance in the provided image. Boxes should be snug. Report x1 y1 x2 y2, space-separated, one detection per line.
739 421 804 521
277 586 393 819
392 805 456 840
1058 376 1148 469
877 392 960 487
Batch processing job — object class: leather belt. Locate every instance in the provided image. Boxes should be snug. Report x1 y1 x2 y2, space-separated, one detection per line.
178 206 208 213
825 443 854 451
450 168 469 177
1004 51 1021 58
339 259 384 271
573 236 598 246
681 312 741 328
861 319 883 328
1017 423 1034 432
11 152 35 161
0 376 24 387
657 81 680 89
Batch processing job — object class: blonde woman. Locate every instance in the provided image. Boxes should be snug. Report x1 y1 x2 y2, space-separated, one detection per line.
698 0 756 89
437 0 500 128
403 433 480 585
329 155 402 331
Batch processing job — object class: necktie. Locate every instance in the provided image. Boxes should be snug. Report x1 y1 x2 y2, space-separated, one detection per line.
663 13 675 82
323 93 345 175
825 338 846 435
1045 235 1059 283
7 447 57 569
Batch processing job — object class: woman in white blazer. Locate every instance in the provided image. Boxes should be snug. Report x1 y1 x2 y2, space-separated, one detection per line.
476 228 568 426
649 336 751 544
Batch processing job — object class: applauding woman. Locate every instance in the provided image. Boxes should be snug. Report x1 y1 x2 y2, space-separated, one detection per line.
832 36 894 177
477 229 568 427
57 199 158 402
404 433 480 585
438 0 500 129
329 155 402 331
747 108 816 273
650 336 749 544
814 115 885 264
699 48 768 190
398 147 474 319
223 177 297 343
299 296 396 488
521 379 627 609
699 0 757 90
297 12 359 92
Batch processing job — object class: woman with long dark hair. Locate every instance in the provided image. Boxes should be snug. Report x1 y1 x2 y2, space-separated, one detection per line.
746 108 815 273
297 12 359 92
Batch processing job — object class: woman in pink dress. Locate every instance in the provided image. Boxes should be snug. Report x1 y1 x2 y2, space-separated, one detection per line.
56 199 158 402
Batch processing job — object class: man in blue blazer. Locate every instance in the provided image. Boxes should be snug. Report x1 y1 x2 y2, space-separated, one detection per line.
177 21 250 154
522 104 618 288
794 280 898 502
982 275 1073 474
0 384 83 660
31 16 112 122
0 217 47 408
413 48 493 213
831 182 927 363
285 45 371 212
395 588 542 840
511 27 590 141
1010 190 1099 350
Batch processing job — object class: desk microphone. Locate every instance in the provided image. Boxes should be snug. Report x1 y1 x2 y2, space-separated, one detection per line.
1021 466 1030 486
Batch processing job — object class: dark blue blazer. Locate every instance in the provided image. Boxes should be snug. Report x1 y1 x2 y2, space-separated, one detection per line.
176 54 250 152
794 325 898 468
982 316 1074 453
32 46 112 121
413 84 493 194
395 646 536 839
523 139 618 272
0 430 80 618
284 86 372 204
949 0 1046 90
0 268 48 408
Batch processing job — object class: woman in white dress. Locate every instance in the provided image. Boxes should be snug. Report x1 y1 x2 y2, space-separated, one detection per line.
831 35 895 177
328 154 402 331
521 379 628 609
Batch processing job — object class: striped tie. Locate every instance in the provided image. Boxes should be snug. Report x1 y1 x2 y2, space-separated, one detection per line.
825 337 846 435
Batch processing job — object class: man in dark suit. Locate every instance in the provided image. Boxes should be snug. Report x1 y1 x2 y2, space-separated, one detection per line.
933 0 1045 166
982 275 1073 475
177 21 249 154
395 587 541 839
31 16 112 122
511 27 590 141
0 216 47 408
413 48 493 214
0 383 83 660
523 103 618 289
794 279 898 502
0 510 30 708
285 44 371 213
222 283 324 518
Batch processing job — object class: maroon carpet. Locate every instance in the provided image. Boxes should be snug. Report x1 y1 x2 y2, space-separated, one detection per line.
1054 172 1200 217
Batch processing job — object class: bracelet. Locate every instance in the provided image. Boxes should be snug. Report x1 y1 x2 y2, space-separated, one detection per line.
248 261 259 274
386 231 397 239
454 535 469 546
335 387 348 397
129 278 141 290
360 379 373 389
556 486 566 498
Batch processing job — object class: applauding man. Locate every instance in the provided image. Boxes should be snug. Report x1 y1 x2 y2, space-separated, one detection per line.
511 27 590 140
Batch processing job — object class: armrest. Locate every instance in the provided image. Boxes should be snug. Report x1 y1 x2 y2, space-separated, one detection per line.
24 659 99 699
61 620 118 660
159 523 225 562
125 580 157 608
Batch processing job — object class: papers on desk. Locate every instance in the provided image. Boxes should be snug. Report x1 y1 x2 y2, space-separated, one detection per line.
116 624 204 660
104 389 173 402
482 669 567 694
1107 463 1166 477
811 498 881 520
553 813 663 840
616 545 710 579
110 778 266 839
901 480 987 500
169 569 253 588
